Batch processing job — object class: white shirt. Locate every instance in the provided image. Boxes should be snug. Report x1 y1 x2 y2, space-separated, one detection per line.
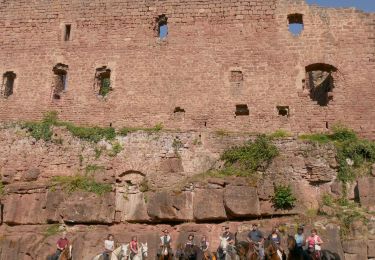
105 240 114 251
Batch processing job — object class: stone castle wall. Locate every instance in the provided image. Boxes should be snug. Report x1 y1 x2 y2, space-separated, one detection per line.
0 0 374 138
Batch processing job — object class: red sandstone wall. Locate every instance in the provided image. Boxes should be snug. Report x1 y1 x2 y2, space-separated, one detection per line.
0 0 374 138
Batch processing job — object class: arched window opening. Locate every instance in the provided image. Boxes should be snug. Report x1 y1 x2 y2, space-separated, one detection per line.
52 63 68 100
288 13 304 36
2 71 16 98
156 14 168 39
305 63 337 106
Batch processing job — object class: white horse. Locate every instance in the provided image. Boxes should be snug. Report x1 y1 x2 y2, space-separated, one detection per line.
92 244 128 260
131 243 148 260
217 237 238 260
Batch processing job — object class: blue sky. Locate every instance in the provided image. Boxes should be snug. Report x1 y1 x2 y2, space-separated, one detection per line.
306 0 375 12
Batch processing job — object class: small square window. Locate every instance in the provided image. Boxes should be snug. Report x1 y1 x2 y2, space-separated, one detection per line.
235 104 249 116
277 106 289 117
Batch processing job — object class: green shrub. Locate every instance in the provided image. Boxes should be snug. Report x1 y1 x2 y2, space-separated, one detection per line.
330 125 357 142
221 135 279 172
118 123 163 136
322 193 334 207
51 175 112 195
0 182 4 197
139 178 150 192
64 123 116 142
272 184 297 210
23 122 52 141
108 142 123 157
99 78 112 97
299 133 331 144
85 164 105 174
44 224 60 237
268 129 291 139
94 147 103 159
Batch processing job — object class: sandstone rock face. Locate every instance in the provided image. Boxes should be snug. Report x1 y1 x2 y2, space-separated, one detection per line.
342 239 368 259
147 191 193 221
193 189 226 221
224 185 260 217
358 177 375 210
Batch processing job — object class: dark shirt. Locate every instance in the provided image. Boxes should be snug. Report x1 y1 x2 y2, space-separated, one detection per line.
268 234 281 245
223 232 235 241
248 230 263 243
57 238 69 250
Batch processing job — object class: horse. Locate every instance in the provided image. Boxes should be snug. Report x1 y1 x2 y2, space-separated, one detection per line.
305 248 340 260
131 243 148 260
184 245 204 260
264 240 284 260
92 244 128 260
47 245 73 260
286 236 305 260
158 244 173 260
216 237 239 260
246 242 260 260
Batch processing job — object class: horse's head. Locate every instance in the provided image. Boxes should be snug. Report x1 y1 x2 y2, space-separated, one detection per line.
219 236 228 251
287 236 296 251
141 242 148 258
264 240 277 259
122 243 129 256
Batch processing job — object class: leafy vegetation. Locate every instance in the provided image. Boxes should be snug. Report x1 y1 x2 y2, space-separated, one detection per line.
22 111 116 143
0 182 5 197
268 129 291 139
139 178 151 192
221 135 279 173
272 184 297 210
85 164 105 174
44 224 61 237
99 78 112 97
299 125 375 184
51 175 112 195
108 142 123 157
118 123 163 136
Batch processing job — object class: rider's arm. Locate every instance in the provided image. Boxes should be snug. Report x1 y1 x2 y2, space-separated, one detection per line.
317 236 323 245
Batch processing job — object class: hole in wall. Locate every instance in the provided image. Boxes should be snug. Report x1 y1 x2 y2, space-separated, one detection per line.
174 107 185 113
156 14 168 39
2 71 16 98
64 24 71 41
95 66 112 97
235 104 249 116
52 63 68 100
288 13 304 36
305 63 337 106
277 106 289 117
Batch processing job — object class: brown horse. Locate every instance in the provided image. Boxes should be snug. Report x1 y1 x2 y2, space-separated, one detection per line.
246 242 259 260
264 240 284 260
158 245 173 260
59 245 73 260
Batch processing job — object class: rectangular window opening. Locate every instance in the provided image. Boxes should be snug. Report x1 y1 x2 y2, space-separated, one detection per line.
2 71 16 98
96 67 112 97
52 64 68 100
288 14 303 36
235 104 249 116
277 106 289 117
64 24 71 41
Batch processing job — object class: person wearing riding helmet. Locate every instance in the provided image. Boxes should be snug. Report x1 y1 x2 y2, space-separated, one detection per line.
306 229 323 258
295 226 306 249
186 234 195 247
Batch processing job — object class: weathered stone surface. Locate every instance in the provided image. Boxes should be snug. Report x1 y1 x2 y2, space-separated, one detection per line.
22 168 41 181
342 239 368 257
358 177 375 210
46 191 115 224
147 191 193 221
368 240 375 258
116 192 150 222
193 189 226 221
3 193 47 224
224 185 260 217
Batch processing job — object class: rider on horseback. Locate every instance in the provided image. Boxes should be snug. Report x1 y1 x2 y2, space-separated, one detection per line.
217 225 235 259
158 229 173 257
200 235 209 252
267 227 283 259
52 231 69 260
246 223 264 259
306 229 323 259
130 236 139 260
103 234 115 260
186 234 195 247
